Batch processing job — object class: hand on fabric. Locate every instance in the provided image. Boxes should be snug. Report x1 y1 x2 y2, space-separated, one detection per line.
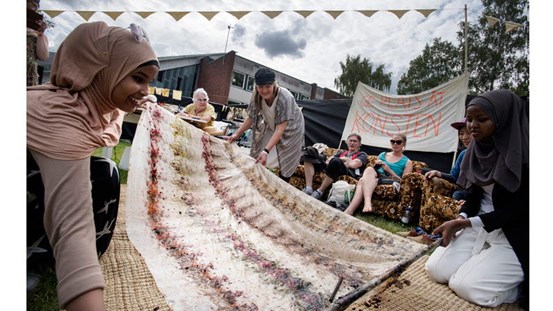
424 170 441 180
256 151 268 166
36 20 48 33
136 95 156 110
226 134 239 144
432 218 471 247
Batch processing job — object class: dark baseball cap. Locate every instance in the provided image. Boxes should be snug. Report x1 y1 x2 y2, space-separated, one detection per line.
254 68 276 85
450 118 467 130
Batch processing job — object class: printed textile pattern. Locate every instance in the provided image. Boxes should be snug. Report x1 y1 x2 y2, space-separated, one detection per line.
125 105 427 310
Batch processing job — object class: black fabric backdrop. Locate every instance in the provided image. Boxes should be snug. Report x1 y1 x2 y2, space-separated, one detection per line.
297 99 352 149
297 99 457 173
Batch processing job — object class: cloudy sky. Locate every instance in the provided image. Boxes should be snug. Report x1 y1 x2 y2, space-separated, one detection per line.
9 2 550 304
37 0 487 94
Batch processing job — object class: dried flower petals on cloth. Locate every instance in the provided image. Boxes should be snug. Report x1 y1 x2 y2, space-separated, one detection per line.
126 104 427 310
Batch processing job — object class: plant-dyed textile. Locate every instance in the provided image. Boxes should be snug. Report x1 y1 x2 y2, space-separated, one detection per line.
126 104 426 310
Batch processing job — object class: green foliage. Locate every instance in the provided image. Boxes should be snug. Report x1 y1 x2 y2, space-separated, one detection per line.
397 38 463 95
334 54 393 96
398 0 529 97
27 267 58 311
459 0 529 96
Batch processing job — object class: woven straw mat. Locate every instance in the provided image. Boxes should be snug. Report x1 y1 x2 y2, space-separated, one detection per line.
99 185 171 311
100 185 523 311
345 255 523 311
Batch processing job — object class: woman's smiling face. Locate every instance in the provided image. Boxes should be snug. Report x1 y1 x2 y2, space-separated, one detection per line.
111 64 159 112
256 83 276 102
194 92 209 110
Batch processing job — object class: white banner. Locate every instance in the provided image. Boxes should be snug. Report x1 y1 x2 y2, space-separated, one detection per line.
341 74 468 153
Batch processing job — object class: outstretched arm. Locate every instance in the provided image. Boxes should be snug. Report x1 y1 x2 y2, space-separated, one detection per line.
227 117 252 143
256 121 287 165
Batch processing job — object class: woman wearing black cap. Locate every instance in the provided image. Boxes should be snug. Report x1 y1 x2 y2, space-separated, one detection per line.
227 68 305 181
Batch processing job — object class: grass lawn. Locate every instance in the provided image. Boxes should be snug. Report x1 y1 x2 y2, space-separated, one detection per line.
91 140 131 184
27 141 415 309
27 267 58 311
356 213 413 234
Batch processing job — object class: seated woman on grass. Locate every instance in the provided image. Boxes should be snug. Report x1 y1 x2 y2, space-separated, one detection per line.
344 133 412 215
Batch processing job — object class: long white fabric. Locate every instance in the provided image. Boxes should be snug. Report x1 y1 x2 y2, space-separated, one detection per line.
341 74 469 153
126 104 427 310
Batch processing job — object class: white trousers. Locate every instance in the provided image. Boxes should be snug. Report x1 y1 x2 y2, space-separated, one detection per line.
425 226 524 307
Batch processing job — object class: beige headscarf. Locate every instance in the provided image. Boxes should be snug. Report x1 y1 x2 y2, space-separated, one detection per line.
27 21 158 160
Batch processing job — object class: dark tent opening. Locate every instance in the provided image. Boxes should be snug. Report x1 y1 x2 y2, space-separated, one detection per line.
296 96 482 173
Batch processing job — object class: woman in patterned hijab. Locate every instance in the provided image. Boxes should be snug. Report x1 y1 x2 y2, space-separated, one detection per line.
27 21 158 310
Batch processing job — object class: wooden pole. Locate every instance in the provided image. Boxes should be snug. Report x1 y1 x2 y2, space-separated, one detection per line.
223 25 233 64
329 277 344 302
325 238 443 311
464 4 468 73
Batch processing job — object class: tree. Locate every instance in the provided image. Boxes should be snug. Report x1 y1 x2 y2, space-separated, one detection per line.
397 0 529 96
460 0 529 95
397 38 463 95
334 54 392 96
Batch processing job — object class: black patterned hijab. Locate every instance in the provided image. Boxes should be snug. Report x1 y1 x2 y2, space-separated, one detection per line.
457 89 529 192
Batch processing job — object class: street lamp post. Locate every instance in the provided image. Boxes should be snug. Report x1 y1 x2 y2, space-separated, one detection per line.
223 25 234 64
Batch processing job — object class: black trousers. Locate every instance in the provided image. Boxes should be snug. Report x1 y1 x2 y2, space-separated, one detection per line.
324 157 357 180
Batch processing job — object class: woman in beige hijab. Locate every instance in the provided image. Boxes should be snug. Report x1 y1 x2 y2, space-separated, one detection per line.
27 21 158 310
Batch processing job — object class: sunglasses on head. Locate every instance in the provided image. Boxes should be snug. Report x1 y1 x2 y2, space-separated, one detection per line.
129 23 150 43
390 139 403 145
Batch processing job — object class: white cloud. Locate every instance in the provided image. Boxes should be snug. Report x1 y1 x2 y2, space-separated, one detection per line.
39 0 484 94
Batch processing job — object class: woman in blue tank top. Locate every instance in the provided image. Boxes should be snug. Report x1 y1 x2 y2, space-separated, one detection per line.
344 133 413 215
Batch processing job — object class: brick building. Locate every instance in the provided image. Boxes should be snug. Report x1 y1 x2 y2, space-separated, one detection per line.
38 50 347 106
